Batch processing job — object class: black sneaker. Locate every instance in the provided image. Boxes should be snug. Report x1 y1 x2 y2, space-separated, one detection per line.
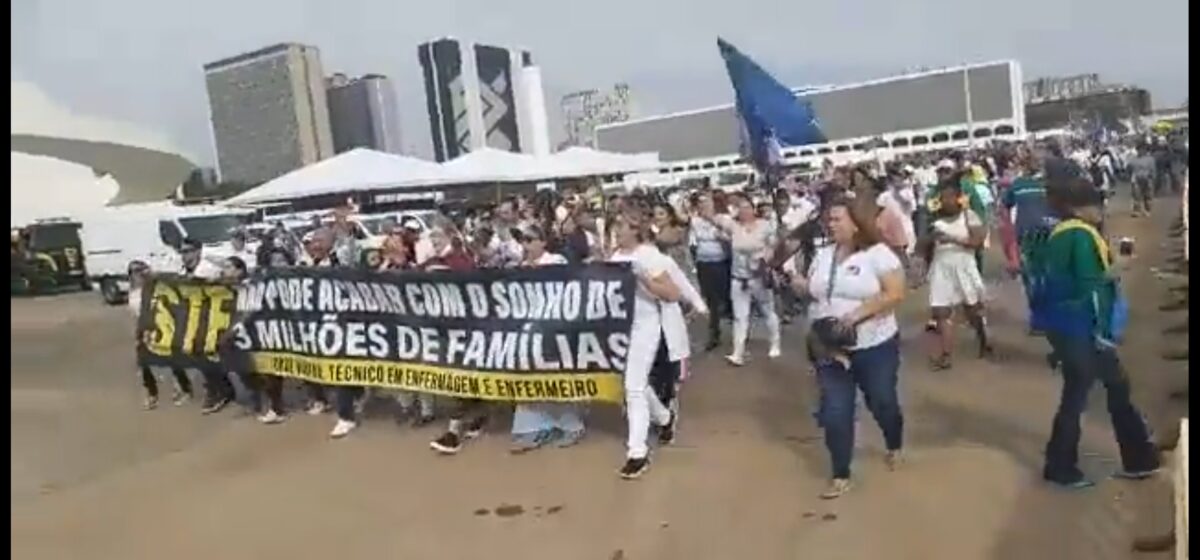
430 431 462 455
657 412 676 445
464 416 488 439
618 457 650 480
201 395 231 415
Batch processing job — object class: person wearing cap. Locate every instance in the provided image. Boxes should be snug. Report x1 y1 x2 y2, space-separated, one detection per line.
1031 178 1159 489
175 238 237 414
508 225 584 453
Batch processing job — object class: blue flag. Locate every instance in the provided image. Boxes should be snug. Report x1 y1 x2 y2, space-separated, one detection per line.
717 38 826 171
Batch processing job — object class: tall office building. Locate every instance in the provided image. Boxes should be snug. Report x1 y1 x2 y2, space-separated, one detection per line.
204 43 334 186
417 38 547 162
326 73 403 155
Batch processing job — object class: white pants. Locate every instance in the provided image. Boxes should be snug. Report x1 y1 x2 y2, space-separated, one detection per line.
624 326 671 459
730 277 780 358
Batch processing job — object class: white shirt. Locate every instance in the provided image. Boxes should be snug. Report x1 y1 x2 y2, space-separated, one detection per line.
715 215 773 279
806 243 902 350
915 166 939 189
781 199 816 232
530 252 567 266
128 282 145 316
414 235 435 265
877 189 916 254
609 244 685 359
486 232 524 268
180 257 222 280
932 210 982 259
658 255 706 362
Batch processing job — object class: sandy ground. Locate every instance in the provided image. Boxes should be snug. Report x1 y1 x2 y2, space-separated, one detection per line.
11 194 1187 560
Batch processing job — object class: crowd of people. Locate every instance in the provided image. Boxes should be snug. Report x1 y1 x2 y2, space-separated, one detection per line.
130 129 1186 493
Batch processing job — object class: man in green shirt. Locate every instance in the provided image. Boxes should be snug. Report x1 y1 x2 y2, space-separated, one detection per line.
1034 180 1159 488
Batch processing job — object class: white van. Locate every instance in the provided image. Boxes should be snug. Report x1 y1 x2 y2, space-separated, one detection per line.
79 202 257 304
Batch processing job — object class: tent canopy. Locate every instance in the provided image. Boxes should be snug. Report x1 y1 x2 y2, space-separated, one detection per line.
226 146 663 206
546 147 660 177
227 148 445 205
437 147 661 184
437 147 566 184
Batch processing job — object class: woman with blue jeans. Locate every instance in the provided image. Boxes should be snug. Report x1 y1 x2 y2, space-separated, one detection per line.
791 197 907 499
510 226 586 452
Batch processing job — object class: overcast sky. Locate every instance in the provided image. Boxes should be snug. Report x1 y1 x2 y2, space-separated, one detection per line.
12 0 1189 165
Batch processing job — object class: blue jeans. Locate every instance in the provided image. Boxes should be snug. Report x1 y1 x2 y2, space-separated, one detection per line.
511 403 584 436
815 335 903 479
1043 333 1158 483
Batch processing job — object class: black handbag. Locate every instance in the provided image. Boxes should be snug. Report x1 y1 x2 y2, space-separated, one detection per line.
812 250 857 349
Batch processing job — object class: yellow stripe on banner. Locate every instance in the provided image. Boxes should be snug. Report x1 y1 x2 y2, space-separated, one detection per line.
250 352 624 404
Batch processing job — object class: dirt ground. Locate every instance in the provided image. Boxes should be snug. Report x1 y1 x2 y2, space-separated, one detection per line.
10 194 1188 560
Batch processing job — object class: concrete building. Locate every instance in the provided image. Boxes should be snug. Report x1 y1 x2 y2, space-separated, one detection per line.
204 43 334 186
326 73 403 155
417 38 547 162
596 60 1025 179
1022 74 1152 132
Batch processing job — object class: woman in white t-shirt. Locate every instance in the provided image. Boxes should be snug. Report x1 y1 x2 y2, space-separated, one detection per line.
716 193 781 365
608 211 684 480
922 181 992 370
791 197 907 500
509 226 586 453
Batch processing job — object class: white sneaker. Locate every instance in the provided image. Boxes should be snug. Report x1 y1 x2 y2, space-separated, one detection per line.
330 419 357 439
768 346 781 359
725 353 746 367
306 401 330 416
258 410 287 425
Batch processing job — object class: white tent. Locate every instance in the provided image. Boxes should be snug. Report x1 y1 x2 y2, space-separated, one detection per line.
436 146 661 185
436 147 568 184
546 147 661 177
227 148 445 205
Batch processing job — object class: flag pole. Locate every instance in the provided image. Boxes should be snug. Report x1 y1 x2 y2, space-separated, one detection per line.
964 68 975 150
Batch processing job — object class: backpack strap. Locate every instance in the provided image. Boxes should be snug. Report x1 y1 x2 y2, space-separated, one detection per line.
1051 218 1111 270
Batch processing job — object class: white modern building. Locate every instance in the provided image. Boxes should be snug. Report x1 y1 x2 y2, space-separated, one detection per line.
417 37 550 162
596 60 1026 179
